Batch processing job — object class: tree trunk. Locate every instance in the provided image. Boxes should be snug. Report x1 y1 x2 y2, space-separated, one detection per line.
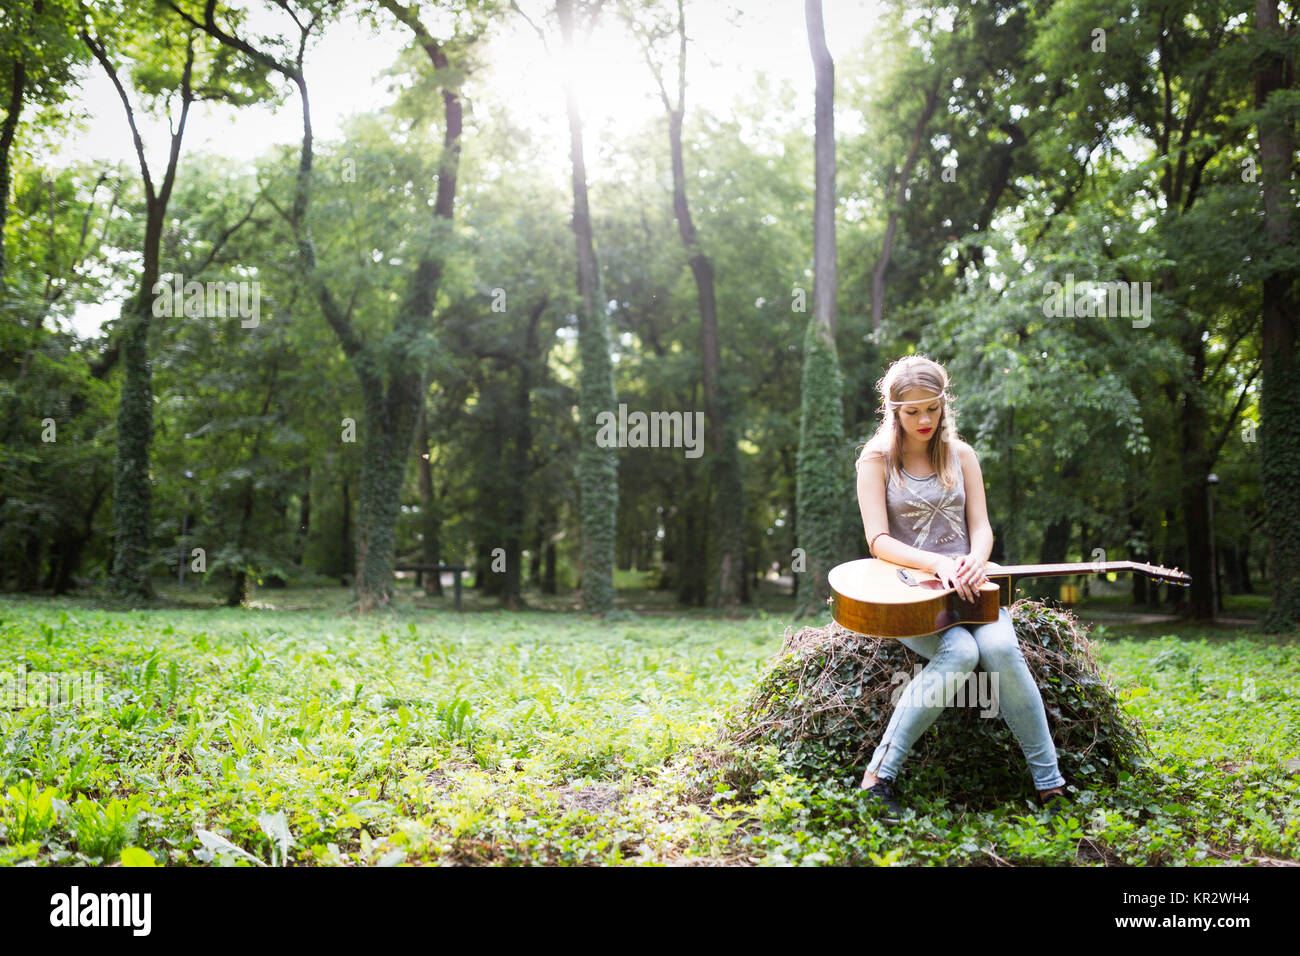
353 375 424 610
0 48 25 286
16 531 42 591
558 0 618 616
43 478 106 595
227 355 281 606
192 3 467 614
544 531 557 595
416 406 443 597
498 300 545 609
794 0 847 619
676 487 708 607
340 478 353 587
1234 534 1254 594
83 32 197 601
1255 0 1300 631
649 5 745 611
1124 481 1148 604
293 467 311 567
1005 404 1017 562
1177 319 1216 620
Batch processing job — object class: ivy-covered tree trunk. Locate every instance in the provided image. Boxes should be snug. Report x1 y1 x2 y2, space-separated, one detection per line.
795 0 846 619
1255 0 1300 631
0 39 24 287
109 296 156 600
83 30 197 601
558 0 617 616
796 321 847 617
354 375 425 611
188 4 466 614
341 4 464 613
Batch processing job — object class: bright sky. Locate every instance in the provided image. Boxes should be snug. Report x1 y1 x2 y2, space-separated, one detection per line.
55 0 880 336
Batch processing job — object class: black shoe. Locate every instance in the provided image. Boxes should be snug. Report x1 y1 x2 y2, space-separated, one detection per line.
863 776 904 822
1037 786 1071 818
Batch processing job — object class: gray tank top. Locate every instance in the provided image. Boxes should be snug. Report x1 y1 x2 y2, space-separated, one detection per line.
883 448 970 557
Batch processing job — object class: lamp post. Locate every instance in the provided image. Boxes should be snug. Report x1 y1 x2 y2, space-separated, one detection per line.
1207 473 1219 618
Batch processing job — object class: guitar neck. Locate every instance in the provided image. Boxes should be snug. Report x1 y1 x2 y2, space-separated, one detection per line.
989 561 1132 578
987 560 1190 587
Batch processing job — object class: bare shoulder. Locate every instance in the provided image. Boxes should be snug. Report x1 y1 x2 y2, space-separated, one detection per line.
855 440 888 470
952 441 984 480
951 439 978 466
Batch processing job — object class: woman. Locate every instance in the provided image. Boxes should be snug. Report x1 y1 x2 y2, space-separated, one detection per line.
853 355 1068 820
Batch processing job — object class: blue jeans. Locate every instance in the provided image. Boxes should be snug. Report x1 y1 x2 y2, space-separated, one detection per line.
865 607 1066 791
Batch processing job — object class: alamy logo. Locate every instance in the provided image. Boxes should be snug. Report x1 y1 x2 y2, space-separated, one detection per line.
49 886 151 936
151 273 261 327
890 664 1000 718
595 403 705 459
1041 273 1152 328
1 664 103 711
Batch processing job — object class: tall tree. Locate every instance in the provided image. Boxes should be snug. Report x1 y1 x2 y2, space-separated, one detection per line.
793 0 846 617
83 1 266 599
514 0 618 614
621 0 745 609
1253 0 1299 630
178 0 475 611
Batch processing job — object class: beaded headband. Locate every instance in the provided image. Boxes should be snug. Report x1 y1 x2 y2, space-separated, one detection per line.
883 388 949 408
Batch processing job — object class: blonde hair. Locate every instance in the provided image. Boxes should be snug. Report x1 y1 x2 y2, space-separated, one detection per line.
855 354 963 490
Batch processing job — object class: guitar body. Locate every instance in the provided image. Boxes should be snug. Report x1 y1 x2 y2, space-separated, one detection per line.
828 558 1003 639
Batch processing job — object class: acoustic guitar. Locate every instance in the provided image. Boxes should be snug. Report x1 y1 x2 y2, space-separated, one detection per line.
827 557 1192 639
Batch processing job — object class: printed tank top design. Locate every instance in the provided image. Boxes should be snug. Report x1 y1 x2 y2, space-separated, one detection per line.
883 447 969 557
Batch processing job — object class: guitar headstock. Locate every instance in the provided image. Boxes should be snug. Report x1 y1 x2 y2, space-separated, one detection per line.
1132 562 1192 587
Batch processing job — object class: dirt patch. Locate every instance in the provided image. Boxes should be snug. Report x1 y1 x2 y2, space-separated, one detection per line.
424 757 481 793
557 781 622 813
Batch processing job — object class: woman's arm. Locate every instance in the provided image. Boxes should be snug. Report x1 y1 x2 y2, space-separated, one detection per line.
856 454 944 574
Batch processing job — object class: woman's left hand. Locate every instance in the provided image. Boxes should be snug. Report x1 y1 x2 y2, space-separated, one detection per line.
954 553 988 592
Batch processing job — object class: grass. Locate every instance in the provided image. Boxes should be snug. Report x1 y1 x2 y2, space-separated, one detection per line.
0 582 1296 866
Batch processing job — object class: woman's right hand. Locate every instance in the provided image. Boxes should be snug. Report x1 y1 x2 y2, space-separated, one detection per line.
932 555 975 602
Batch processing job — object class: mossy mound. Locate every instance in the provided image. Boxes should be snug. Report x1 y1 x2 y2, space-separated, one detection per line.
674 600 1151 811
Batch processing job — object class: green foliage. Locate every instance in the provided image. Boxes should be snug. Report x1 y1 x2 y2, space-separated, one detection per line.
69 793 144 862
2 779 59 844
0 594 1295 866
